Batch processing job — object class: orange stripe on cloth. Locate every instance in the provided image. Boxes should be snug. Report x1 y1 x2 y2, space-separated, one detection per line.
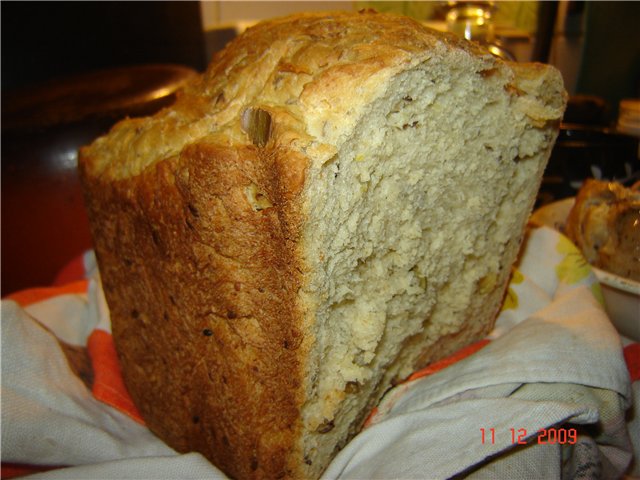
4 280 89 307
624 343 640 382
407 339 491 382
364 339 492 427
87 329 145 425
1 462 65 479
53 254 87 286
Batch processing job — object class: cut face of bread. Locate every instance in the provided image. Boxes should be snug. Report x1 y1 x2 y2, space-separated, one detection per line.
79 11 566 480
298 52 564 477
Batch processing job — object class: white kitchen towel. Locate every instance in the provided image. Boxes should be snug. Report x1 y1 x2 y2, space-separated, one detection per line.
324 287 633 479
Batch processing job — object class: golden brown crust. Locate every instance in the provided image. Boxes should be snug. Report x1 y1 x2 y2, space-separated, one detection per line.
80 140 308 478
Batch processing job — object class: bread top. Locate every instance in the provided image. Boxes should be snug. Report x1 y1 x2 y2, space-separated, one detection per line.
81 10 564 182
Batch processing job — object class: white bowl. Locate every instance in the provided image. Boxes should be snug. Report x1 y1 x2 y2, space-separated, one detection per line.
531 198 640 341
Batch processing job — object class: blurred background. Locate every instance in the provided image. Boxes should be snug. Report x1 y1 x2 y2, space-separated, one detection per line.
2 1 639 295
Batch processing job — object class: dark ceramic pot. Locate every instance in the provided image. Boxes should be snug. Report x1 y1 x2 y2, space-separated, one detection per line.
2 65 197 295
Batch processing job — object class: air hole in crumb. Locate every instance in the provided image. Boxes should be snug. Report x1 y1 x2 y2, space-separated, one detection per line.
131 309 140 319
317 419 334 434
479 67 499 78
192 415 200 424
226 310 237 319
244 183 273 211
345 381 361 394
203 329 213 337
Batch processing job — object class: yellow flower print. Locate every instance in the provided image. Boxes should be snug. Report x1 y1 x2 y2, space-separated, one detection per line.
590 282 605 307
511 268 525 285
555 235 591 285
502 268 524 311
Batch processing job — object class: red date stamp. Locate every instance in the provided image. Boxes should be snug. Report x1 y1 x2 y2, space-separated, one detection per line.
480 427 577 445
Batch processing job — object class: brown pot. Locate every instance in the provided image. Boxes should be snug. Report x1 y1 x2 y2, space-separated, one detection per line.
2 64 197 295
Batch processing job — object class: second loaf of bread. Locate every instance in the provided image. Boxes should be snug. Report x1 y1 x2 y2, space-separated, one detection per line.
79 10 566 480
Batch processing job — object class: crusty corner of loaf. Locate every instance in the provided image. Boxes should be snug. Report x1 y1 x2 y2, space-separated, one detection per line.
509 61 567 126
295 49 565 477
81 139 314 480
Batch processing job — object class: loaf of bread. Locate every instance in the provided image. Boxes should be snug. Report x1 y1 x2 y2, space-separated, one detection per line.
79 10 566 479
565 179 640 281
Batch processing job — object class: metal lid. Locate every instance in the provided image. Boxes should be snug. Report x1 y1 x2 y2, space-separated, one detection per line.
2 64 197 130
